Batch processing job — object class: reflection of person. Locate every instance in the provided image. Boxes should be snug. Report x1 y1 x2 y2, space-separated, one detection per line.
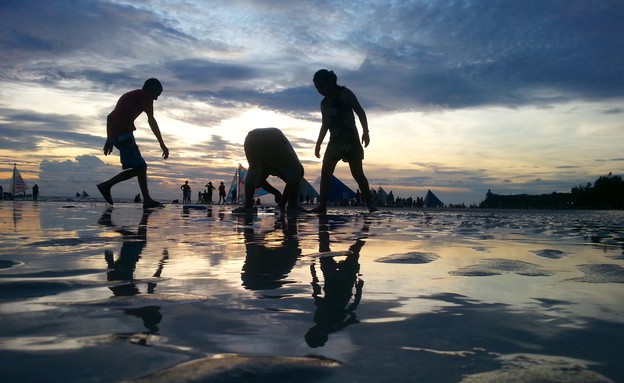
97 78 168 209
312 69 377 213
305 217 366 348
180 180 191 204
233 128 307 214
240 215 301 290
32 184 39 201
98 208 167 332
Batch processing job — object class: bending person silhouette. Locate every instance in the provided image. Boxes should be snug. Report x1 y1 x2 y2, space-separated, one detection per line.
97 78 168 208
233 128 308 214
312 70 377 213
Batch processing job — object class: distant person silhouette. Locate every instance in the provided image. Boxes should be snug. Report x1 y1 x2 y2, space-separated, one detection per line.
134 194 141 203
218 182 227 204
231 187 237 205
97 78 168 209
180 180 191 204
232 128 307 214
205 181 216 204
311 69 377 213
32 184 39 201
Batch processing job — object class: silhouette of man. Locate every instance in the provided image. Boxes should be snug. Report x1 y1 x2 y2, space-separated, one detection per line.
97 78 168 208
218 182 227 204
205 181 216 204
180 180 191 204
32 184 39 201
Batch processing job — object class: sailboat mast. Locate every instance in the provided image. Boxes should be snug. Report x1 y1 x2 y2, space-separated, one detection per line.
11 164 16 195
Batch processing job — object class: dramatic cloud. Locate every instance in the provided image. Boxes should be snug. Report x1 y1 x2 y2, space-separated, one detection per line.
1 0 622 203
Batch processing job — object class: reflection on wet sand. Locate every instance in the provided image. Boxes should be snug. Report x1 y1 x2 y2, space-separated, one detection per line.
306 216 369 348
98 208 168 332
1 204 624 382
241 214 301 291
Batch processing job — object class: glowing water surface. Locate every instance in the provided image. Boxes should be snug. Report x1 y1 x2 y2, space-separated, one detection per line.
1 202 623 382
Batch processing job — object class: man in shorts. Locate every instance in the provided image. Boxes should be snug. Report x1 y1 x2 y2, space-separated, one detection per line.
233 128 307 214
97 78 169 208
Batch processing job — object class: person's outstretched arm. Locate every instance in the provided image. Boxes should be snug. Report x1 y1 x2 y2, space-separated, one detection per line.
146 112 169 159
315 101 330 158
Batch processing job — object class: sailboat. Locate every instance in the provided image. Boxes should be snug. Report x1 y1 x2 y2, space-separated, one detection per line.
9 164 29 198
226 164 269 204
226 164 319 205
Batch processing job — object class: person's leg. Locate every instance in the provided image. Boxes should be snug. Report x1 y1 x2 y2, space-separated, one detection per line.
98 168 141 205
285 181 307 212
348 160 377 212
312 159 338 213
136 168 156 204
243 166 263 209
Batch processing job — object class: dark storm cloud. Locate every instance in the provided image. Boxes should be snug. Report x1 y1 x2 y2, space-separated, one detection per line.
3 0 622 113
0 0 192 88
344 0 624 109
167 59 258 85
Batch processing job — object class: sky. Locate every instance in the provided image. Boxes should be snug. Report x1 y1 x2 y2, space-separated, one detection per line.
1 0 623 205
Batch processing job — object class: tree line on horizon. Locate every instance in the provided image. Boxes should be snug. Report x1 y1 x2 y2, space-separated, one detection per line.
479 173 624 210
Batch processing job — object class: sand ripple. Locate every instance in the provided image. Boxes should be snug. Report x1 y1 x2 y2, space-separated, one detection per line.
449 258 554 277
375 251 440 264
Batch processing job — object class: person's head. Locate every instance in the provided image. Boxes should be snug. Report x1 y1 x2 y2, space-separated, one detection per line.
313 69 338 96
143 78 163 100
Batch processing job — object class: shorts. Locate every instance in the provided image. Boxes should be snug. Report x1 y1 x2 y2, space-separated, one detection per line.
114 132 147 170
324 138 364 163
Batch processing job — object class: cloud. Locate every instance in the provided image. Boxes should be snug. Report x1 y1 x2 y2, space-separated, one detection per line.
1 0 623 204
3 0 622 113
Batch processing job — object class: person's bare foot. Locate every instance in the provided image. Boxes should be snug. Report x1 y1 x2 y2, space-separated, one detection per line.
97 183 113 205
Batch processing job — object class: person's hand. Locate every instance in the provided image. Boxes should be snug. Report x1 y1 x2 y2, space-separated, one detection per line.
103 140 114 156
362 131 370 147
315 144 321 158
161 144 169 159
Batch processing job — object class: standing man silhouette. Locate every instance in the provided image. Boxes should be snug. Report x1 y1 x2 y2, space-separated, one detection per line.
97 78 168 208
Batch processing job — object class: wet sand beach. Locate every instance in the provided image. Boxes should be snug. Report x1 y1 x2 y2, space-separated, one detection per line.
1 201 623 382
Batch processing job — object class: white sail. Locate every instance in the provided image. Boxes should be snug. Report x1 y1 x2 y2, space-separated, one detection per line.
10 165 28 195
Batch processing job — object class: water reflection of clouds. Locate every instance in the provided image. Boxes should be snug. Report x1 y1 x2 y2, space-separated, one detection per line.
2 205 624 381
0 201 41 234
